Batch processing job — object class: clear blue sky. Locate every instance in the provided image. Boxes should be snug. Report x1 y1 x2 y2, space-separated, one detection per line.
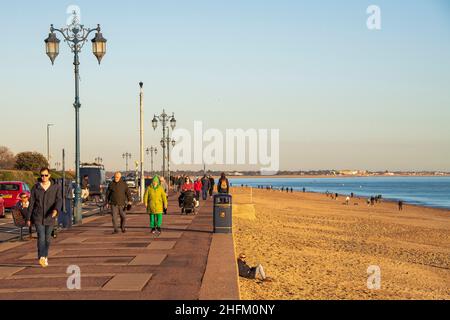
1 0 449 172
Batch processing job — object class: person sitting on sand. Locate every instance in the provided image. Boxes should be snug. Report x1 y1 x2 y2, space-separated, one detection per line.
237 253 272 282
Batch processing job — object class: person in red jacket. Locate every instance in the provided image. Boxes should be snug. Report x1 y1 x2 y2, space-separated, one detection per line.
194 178 202 201
181 177 194 192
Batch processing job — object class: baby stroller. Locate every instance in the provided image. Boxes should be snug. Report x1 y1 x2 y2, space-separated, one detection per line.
180 190 196 215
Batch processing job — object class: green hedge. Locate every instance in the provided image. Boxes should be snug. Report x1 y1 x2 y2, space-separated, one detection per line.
0 170 75 187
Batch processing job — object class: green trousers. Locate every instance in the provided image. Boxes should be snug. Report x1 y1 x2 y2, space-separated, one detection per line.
150 214 163 228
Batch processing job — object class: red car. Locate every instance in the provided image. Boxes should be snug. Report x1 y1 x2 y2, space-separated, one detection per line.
0 196 4 218
0 182 31 211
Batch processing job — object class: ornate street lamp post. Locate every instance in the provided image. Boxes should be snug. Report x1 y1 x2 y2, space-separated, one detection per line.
95 157 103 164
44 11 107 225
146 146 158 175
152 110 176 183
123 153 132 174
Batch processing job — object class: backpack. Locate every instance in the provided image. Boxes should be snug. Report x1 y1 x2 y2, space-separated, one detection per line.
220 179 228 190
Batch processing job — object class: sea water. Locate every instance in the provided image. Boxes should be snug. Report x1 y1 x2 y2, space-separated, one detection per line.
229 176 450 210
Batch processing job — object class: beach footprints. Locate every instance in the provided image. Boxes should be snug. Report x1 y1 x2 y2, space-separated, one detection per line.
367 265 381 290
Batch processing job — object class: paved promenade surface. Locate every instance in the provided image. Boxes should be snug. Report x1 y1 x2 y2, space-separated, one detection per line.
0 194 215 300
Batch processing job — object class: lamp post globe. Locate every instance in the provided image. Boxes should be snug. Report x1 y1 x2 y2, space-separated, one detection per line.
44 31 60 65
91 27 107 65
152 116 158 130
170 114 177 130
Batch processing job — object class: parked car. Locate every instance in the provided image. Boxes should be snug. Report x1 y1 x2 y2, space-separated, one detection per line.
0 196 5 218
0 182 31 210
125 178 136 189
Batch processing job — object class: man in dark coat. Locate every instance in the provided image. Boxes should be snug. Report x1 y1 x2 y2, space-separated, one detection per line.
28 168 62 268
201 175 210 201
208 176 215 197
106 172 132 234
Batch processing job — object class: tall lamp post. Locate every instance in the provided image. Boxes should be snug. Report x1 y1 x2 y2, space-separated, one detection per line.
139 82 145 202
47 124 54 164
44 11 107 225
152 110 176 182
146 146 158 175
161 136 176 187
123 153 132 174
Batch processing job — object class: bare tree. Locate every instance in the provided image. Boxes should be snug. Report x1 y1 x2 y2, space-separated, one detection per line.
0 146 15 169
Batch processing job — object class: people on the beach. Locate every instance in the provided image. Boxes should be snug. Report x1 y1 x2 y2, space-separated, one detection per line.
144 175 168 235
28 167 62 268
398 201 404 211
217 173 230 194
15 192 33 240
106 172 132 234
237 253 272 282
345 196 350 205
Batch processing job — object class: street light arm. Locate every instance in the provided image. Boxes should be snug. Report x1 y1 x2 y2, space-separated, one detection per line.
51 24 100 53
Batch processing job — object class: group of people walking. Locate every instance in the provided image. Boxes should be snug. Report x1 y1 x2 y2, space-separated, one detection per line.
20 169 232 268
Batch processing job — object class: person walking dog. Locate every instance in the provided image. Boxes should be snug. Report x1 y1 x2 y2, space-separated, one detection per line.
27 168 62 268
106 172 132 234
144 176 168 235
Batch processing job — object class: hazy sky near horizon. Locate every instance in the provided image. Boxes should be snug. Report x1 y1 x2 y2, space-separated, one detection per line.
1 0 449 172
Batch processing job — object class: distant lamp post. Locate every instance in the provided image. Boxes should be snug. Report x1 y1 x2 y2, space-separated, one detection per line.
46 124 54 164
122 152 132 174
45 11 107 225
152 110 176 182
146 146 158 174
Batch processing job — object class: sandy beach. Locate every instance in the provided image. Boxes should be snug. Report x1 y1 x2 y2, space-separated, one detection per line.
231 187 450 300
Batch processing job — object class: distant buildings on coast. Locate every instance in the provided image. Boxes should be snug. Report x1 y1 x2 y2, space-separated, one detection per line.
104 169 449 178
222 170 449 177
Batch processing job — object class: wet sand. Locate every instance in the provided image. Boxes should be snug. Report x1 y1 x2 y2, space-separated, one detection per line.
231 187 450 300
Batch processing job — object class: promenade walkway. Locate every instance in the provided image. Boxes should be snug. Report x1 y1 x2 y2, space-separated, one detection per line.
0 194 222 300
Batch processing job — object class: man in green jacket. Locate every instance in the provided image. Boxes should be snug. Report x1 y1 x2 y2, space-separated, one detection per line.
144 176 168 234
